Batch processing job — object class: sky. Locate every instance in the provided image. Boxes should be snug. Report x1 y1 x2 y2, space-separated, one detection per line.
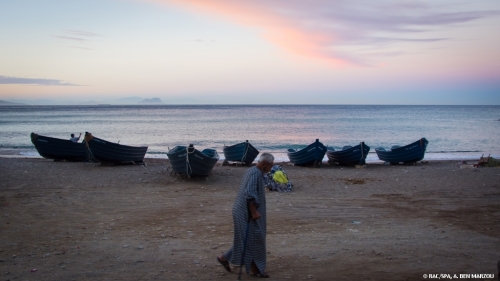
1 0 499 105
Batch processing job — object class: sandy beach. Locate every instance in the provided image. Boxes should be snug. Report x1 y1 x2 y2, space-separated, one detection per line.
1 158 499 280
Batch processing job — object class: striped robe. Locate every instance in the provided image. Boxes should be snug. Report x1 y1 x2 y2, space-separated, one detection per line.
222 166 267 274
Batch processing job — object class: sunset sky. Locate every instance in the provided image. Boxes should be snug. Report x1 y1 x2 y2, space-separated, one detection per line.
1 0 499 104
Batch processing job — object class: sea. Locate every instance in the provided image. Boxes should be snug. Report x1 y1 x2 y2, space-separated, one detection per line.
1 104 499 163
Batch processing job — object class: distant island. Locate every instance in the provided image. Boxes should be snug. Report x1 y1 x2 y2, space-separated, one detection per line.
0 100 23 106
138 98 163 104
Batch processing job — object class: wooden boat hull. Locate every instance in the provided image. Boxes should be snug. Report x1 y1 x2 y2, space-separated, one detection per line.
84 133 148 164
375 138 428 164
31 133 88 161
287 139 327 166
167 145 219 177
223 141 259 165
327 142 370 165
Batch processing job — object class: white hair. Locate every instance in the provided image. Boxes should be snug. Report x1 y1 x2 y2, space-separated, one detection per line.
257 153 274 164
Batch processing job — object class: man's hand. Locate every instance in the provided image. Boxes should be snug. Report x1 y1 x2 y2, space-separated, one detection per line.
249 202 261 221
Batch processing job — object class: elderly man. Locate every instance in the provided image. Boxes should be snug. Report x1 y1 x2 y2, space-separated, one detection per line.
217 153 274 278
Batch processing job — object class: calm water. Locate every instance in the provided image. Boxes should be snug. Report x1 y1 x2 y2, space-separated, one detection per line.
1 105 499 162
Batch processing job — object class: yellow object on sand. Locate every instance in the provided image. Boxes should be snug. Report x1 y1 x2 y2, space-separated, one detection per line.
273 171 288 184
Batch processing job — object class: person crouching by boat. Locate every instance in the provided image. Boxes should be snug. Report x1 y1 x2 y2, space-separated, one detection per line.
70 133 81 143
217 153 274 278
264 165 292 192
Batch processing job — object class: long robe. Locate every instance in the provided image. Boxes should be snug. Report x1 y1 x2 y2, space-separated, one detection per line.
223 166 267 274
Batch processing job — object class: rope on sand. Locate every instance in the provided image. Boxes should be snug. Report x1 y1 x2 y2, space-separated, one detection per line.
241 140 250 164
186 145 195 178
83 132 97 162
360 142 364 164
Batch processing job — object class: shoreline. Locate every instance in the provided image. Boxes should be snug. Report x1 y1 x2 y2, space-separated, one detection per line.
1 148 497 163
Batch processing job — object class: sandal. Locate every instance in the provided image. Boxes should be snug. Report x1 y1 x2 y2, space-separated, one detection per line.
217 256 231 272
249 272 270 278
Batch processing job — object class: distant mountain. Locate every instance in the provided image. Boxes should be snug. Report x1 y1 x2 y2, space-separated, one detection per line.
113 96 144 104
79 100 100 105
1 97 167 105
138 98 163 104
0 100 24 105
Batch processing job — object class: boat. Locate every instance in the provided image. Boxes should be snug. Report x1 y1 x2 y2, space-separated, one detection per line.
375 138 428 164
83 132 148 164
326 142 370 166
223 140 259 165
167 144 219 177
31 132 88 161
287 139 327 166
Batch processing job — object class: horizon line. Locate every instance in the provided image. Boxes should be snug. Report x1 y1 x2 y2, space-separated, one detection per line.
1 102 499 106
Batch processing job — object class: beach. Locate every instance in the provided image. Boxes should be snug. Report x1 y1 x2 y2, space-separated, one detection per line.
1 158 499 281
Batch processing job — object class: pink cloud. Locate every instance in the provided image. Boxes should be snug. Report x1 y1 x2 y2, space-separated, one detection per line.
145 0 499 66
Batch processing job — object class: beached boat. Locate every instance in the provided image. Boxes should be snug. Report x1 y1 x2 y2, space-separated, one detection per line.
84 132 148 164
167 144 219 177
31 132 88 161
326 142 370 166
287 139 327 166
375 138 428 164
223 140 259 165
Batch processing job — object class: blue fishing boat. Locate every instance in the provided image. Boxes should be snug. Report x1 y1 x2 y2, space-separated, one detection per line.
167 144 219 177
84 132 148 164
375 138 428 164
287 139 327 166
327 142 370 166
223 140 259 165
31 132 88 161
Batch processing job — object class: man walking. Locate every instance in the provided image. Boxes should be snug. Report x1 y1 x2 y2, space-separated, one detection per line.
217 153 274 278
